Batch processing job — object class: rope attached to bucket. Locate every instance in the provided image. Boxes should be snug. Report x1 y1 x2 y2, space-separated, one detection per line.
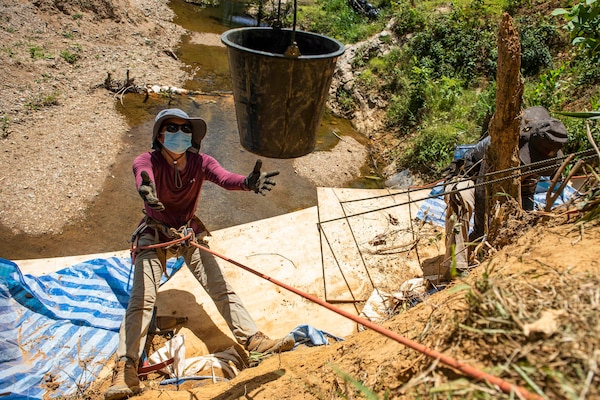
275 0 301 57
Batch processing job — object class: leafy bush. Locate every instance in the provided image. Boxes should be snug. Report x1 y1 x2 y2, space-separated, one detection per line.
523 65 567 110
405 9 497 84
385 64 430 131
574 55 600 86
401 125 465 175
297 0 384 43
517 17 561 76
389 2 425 37
553 0 600 61
560 116 600 155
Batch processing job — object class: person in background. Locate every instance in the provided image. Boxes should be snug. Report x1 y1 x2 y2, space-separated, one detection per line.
442 106 568 272
105 108 295 400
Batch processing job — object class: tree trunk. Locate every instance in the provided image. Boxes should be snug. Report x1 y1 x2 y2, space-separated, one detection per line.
485 13 524 240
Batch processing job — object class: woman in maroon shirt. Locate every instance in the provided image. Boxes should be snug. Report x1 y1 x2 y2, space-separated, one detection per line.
105 108 294 400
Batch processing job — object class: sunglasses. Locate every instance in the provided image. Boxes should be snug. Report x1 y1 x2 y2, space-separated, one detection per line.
163 123 192 134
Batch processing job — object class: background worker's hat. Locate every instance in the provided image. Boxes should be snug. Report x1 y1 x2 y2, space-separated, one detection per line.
152 108 207 153
518 106 568 164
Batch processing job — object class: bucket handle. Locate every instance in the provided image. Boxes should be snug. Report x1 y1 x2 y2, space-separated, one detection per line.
274 0 301 57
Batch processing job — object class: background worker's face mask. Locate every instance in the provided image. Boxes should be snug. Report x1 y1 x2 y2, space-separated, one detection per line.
163 131 192 154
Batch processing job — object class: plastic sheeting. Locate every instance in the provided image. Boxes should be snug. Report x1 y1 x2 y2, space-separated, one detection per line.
0 256 183 399
416 177 579 228
290 324 344 346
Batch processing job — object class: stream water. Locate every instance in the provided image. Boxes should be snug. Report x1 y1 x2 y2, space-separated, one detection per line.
3 0 380 260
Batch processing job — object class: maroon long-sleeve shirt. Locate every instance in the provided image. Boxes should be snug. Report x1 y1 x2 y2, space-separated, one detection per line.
133 150 248 233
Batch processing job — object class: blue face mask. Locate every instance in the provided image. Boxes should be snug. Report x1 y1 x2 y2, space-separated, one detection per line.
162 131 192 154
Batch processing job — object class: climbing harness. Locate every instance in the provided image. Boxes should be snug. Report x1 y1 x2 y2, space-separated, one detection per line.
129 215 209 279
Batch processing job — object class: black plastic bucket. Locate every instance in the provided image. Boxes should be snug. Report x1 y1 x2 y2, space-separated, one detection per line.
221 27 345 158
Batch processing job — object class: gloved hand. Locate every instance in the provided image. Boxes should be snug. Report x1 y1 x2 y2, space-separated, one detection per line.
244 159 280 195
138 171 165 211
441 159 465 180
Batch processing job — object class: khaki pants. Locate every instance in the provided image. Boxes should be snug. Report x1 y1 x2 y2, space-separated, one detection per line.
117 232 258 364
443 179 475 270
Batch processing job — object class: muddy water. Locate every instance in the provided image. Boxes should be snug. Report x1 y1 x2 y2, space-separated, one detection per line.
2 0 380 260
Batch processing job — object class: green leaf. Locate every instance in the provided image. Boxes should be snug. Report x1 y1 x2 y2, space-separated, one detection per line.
447 283 472 293
556 111 600 119
552 8 569 16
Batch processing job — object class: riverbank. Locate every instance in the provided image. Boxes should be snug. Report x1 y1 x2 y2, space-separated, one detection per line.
0 0 190 236
0 0 369 242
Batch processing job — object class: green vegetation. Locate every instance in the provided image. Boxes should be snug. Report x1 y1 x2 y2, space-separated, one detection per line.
296 0 600 180
553 0 600 61
29 44 53 60
297 0 387 43
1 115 9 139
60 44 82 64
25 91 60 110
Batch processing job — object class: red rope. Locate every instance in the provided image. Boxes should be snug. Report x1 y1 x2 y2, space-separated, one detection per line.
190 241 542 400
133 232 194 251
138 358 174 376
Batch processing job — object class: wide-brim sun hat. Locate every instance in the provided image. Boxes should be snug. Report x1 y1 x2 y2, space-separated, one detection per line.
518 106 568 165
152 108 207 153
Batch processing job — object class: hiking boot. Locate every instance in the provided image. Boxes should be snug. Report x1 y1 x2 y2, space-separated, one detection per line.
246 331 295 354
104 358 141 400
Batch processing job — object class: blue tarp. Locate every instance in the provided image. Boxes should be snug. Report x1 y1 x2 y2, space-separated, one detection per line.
0 256 184 399
416 177 579 228
290 324 344 347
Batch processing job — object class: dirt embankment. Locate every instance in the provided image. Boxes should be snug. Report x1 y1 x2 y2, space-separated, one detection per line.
0 0 188 236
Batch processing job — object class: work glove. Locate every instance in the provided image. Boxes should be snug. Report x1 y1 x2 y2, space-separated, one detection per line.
441 159 465 180
138 170 165 211
244 159 280 195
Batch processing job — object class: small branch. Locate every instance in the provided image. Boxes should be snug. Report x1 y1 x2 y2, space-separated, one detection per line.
164 49 179 60
545 157 582 212
586 120 600 164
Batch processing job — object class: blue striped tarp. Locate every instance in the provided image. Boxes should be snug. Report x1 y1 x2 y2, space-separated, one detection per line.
416 178 579 228
0 256 183 399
